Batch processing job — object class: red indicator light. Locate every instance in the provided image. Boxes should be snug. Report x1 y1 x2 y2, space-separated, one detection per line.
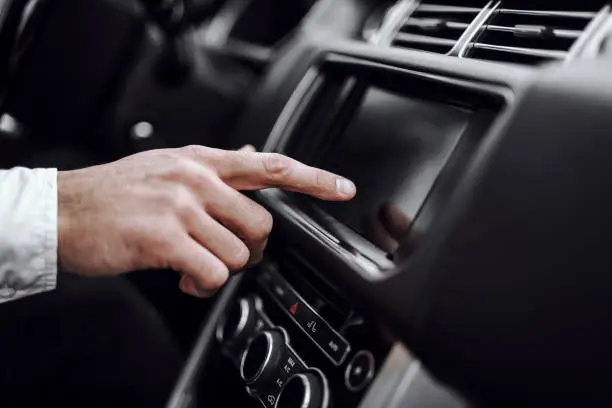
289 302 299 315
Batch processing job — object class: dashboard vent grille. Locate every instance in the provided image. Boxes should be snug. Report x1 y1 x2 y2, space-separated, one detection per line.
467 6 599 65
391 3 481 54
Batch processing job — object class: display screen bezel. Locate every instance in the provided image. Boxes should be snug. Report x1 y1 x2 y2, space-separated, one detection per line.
264 55 506 271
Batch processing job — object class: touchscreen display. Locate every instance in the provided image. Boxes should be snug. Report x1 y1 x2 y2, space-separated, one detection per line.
312 87 470 252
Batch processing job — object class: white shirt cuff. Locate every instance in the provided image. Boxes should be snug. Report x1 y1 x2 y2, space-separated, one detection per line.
0 167 58 303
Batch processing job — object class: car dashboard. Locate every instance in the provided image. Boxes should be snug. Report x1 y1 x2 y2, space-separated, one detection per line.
3 0 612 407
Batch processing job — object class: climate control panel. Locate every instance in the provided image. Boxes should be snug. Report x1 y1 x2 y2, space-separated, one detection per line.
216 261 389 408
217 296 330 407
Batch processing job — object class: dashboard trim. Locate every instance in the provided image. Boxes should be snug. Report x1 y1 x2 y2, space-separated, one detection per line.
567 5 611 61
263 67 322 154
369 0 418 46
568 5 612 61
357 344 467 408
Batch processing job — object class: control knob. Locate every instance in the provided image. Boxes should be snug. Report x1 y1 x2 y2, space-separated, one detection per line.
240 330 286 390
217 297 257 346
275 371 330 408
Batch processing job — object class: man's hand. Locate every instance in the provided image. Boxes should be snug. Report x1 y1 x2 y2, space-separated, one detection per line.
57 145 356 297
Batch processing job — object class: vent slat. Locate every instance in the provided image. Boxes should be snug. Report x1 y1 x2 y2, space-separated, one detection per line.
394 33 458 47
466 4 600 65
404 18 470 31
391 2 479 54
377 0 603 65
416 5 483 14
486 25 582 39
498 9 597 19
472 43 568 59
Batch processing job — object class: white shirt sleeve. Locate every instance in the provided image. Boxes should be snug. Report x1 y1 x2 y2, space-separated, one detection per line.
0 167 58 303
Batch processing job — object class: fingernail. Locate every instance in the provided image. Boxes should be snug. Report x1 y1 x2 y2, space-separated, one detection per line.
180 276 197 296
180 276 209 298
336 178 356 197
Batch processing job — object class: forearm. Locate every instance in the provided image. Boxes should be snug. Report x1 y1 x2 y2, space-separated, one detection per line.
0 167 58 303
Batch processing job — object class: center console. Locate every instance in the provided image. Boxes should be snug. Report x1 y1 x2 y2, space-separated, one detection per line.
169 52 505 408
215 252 393 408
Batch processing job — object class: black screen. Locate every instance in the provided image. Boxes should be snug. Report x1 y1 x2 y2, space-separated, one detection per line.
313 87 471 252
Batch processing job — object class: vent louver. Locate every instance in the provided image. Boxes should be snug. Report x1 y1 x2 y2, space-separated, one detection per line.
376 1 610 66
391 2 481 54
466 5 603 64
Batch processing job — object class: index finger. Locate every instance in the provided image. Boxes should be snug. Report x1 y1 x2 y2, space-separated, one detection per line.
219 151 356 201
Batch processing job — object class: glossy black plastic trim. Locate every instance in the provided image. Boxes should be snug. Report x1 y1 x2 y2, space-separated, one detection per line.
257 53 511 281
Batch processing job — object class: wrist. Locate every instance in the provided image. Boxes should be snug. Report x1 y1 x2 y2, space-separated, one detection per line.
57 171 74 273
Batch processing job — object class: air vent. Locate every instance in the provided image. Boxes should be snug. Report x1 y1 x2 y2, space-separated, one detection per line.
391 2 482 54
467 5 603 65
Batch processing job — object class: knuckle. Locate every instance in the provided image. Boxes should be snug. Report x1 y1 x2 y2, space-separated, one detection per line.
181 145 206 160
169 159 197 181
169 186 195 216
157 189 178 210
181 162 216 188
262 153 293 181
181 145 226 168
315 169 331 191
149 236 181 270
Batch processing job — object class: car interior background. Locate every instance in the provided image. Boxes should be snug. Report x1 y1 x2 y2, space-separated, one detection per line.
2 0 612 407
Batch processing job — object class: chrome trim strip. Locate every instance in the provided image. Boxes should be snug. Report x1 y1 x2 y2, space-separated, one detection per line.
215 297 251 344
573 12 612 59
471 42 568 59
453 1 500 57
567 5 612 61
417 5 482 14
235 298 250 339
257 189 385 280
498 9 597 19
277 374 312 408
271 362 330 408
486 25 581 39
315 367 331 408
370 0 419 46
240 331 275 383
263 68 320 153
301 374 312 408
404 18 470 30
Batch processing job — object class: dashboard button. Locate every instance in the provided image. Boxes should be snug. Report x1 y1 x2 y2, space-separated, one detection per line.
260 268 299 310
275 371 330 408
260 267 351 365
293 305 350 364
241 330 286 390
345 350 375 392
